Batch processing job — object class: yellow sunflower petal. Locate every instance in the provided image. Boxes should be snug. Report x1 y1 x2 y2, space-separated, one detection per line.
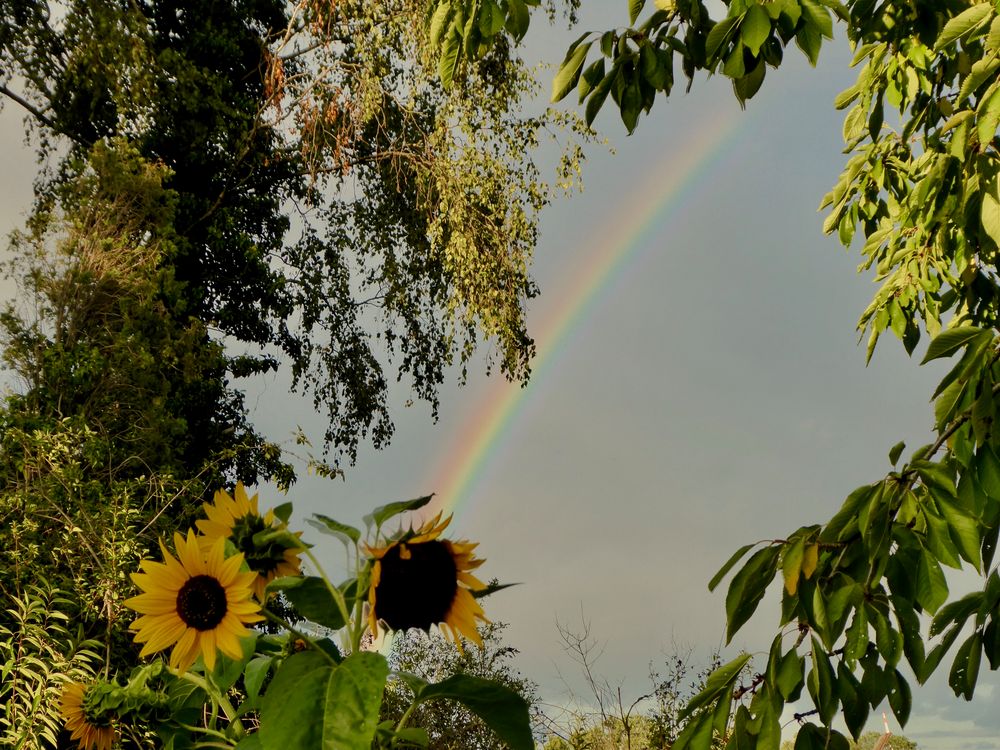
124 591 179 615
171 627 199 673
457 571 487 590
200 629 217 671
174 530 206 575
196 518 233 538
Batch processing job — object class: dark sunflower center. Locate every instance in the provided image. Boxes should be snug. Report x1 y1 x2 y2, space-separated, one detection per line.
232 513 285 574
176 575 228 630
375 540 458 632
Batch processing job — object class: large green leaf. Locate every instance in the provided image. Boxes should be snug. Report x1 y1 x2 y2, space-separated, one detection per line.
366 495 434 528
505 0 530 40
479 0 506 37
937 495 983 570
921 326 986 364
916 548 948 614
414 674 533 750
628 0 646 24
438 30 461 89
800 0 833 39
308 514 361 545
935 3 994 51
725 546 780 642
742 4 772 56
708 542 756 592
552 40 594 102
982 174 1000 244
706 16 739 60
265 576 347 632
949 631 982 700
807 637 838 724
429 1 453 47
679 653 752 720
260 652 389 750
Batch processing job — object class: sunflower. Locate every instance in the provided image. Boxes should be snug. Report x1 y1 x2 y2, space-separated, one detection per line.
196 482 302 601
366 513 489 650
125 529 264 673
60 682 116 750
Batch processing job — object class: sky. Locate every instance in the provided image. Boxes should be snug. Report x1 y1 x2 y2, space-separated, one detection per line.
1 5 998 749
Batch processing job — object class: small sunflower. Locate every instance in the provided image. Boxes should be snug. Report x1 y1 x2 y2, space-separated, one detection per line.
366 513 489 650
196 482 302 601
60 682 116 750
126 530 264 673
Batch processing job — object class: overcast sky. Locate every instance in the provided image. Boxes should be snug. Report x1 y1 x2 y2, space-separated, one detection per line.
2 5 998 748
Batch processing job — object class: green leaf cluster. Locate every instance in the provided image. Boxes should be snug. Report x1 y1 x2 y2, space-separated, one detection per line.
0 0 592 464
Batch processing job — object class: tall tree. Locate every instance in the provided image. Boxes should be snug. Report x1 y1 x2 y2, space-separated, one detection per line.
0 0 588 462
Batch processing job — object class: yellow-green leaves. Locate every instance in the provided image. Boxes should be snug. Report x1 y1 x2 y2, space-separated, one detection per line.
428 0 537 89
921 326 989 364
429 1 453 47
551 38 593 102
935 3 994 51
438 28 462 89
705 16 739 62
724 546 780 643
781 536 820 597
628 0 646 25
782 538 806 595
741 5 771 57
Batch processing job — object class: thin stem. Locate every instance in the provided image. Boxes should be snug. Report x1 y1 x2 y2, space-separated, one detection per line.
178 672 244 739
177 723 233 742
302 546 353 634
261 607 339 667
395 701 420 733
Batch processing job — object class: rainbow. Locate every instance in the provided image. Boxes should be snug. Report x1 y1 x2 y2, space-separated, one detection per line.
422 111 747 525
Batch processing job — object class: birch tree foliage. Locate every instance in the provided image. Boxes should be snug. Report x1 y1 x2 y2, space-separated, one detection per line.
0 0 590 462
426 0 1000 747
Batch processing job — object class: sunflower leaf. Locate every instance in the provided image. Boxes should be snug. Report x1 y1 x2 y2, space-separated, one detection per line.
260 651 389 750
271 502 293 524
253 528 307 550
308 514 361 544
243 656 273 709
366 495 435 529
212 633 258 692
471 581 520 599
394 670 429 696
267 576 348 631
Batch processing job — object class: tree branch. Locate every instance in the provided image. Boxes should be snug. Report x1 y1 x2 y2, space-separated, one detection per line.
0 82 57 131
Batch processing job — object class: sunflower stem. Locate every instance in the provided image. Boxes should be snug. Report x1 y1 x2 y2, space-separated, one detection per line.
350 590 366 653
302 546 353 638
177 720 237 745
179 673 244 739
261 608 339 667
395 701 419 733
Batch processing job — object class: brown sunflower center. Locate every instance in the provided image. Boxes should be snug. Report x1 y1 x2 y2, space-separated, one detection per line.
374 540 458 632
176 575 228 630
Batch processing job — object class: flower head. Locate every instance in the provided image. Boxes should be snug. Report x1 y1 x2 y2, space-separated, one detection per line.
366 513 489 650
126 529 264 673
196 482 302 601
60 682 116 750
